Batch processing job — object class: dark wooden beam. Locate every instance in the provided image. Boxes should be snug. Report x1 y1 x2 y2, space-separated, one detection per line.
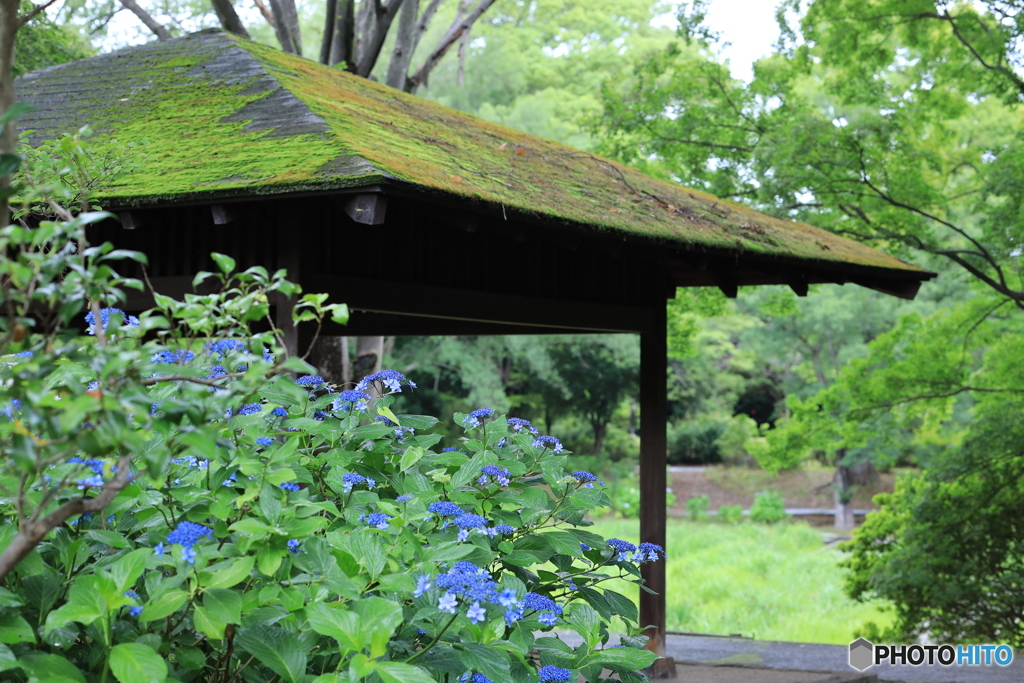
305 274 659 333
852 278 922 300
318 311 618 336
787 271 809 297
211 204 237 225
342 193 388 225
640 295 668 656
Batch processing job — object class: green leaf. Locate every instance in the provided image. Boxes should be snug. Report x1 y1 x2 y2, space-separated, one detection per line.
138 589 189 622
304 602 365 653
16 654 86 683
193 605 226 640
567 603 601 648
210 252 236 274
400 446 424 470
203 589 242 624
43 575 112 632
108 548 150 593
236 625 307 683
376 662 437 683
257 544 285 576
0 588 23 608
0 643 16 672
201 556 255 589
109 643 168 683
592 646 659 672
351 596 403 658
460 643 511 682
604 590 639 623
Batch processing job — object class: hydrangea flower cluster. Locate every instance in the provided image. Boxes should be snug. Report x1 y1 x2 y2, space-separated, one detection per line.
355 369 416 394
506 417 538 433
332 390 370 414
538 665 573 682
571 470 602 488
295 374 325 389
204 339 247 357
68 457 107 488
158 521 213 564
461 408 494 428
341 473 375 492
428 501 463 517
478 464 511 487
84 308 139 335
532 435 564 453
279 482 300 492
605 538 665 564
364 512 392 530
287 539 301 554
238 402 262 416
256 437 274 447
151 349 196 364
123 590 143 617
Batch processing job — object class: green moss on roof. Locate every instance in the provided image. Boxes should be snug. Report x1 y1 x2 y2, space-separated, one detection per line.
17 29 926 274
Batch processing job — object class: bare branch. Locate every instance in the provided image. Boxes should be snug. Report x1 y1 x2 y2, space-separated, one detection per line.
117 0 171 40
210 0 250 38
0 454 133 582
254 0 276 28
354 0 405 78
407 0 497 93
18 0 61 27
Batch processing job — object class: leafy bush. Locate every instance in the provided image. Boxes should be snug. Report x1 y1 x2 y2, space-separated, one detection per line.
0 143 661 682
715 415 760 467
717 505 744 525
749 490 789 525
601 466 676 520
666 417 727 465
685 496 709 521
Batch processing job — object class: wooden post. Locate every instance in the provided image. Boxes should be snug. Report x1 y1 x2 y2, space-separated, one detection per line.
276 206 300 358
640 296 668 656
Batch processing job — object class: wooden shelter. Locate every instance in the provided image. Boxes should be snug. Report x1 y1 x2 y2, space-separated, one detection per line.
17 29 933 655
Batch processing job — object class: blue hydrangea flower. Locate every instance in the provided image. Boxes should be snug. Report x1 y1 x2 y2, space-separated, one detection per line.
532 436 563 453
607 538 638 562
454 514 486 529
396 494 412 503
280 482 300 492
637 542 666 563
441 447 464 453
287 539 301 554
523 592 561 614
462 408 494 428
295 374 324 388
13 350 32 358
504 607 523 624
538 665 573 682
152 349 195 364
366 512 392 530
1 399 20 419
204 365 228 381
271 406 288 417
341 473 369 492
205 339 247 358
84 308 139 335
497 589 518 607
494 525 515 535
435 562 500 604
166 521 213 548
571 470 601 488
256 437 274 447
153 542 165 556
414 575 432 597
438 592 458 614
466 602 487 624
181 546 197 564
457 528 470 542
428 502 464 517
356 369 416 394
333 390 371 413
478 464 511 487
129 606 143 617
507 417 538 433
238 402 262 416
538 612 558 626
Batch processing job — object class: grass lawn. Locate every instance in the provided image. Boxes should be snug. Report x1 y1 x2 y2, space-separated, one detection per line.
585 518 893 644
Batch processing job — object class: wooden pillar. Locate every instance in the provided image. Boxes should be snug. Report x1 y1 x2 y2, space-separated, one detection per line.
640 297 668 656
275 205 300 358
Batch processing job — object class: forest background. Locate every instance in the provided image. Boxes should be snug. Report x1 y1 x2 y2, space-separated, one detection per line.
11 0 1024 647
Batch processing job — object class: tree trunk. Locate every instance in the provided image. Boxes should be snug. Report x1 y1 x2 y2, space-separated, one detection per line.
406 0 497 93
834 449 855 530
210 0 250 37
354 0 404 78
319 0 337 63
268 0 302 54
328 0 355 68
592 421 607 456
385 0 418 89
0 0 18 226
118 0 171 40
309 335 351 386
353 336 383 385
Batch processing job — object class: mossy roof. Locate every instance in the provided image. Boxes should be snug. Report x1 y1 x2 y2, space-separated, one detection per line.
17 29 927 275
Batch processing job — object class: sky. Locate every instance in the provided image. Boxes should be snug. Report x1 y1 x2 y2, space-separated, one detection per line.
702 0 783 82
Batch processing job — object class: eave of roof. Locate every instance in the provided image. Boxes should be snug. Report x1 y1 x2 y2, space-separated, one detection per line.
16 29 931 279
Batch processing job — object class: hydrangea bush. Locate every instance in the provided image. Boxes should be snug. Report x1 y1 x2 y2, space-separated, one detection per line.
0 151 662 682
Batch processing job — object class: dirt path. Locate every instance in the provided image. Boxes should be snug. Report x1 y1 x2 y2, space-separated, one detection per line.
667 466 899 517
